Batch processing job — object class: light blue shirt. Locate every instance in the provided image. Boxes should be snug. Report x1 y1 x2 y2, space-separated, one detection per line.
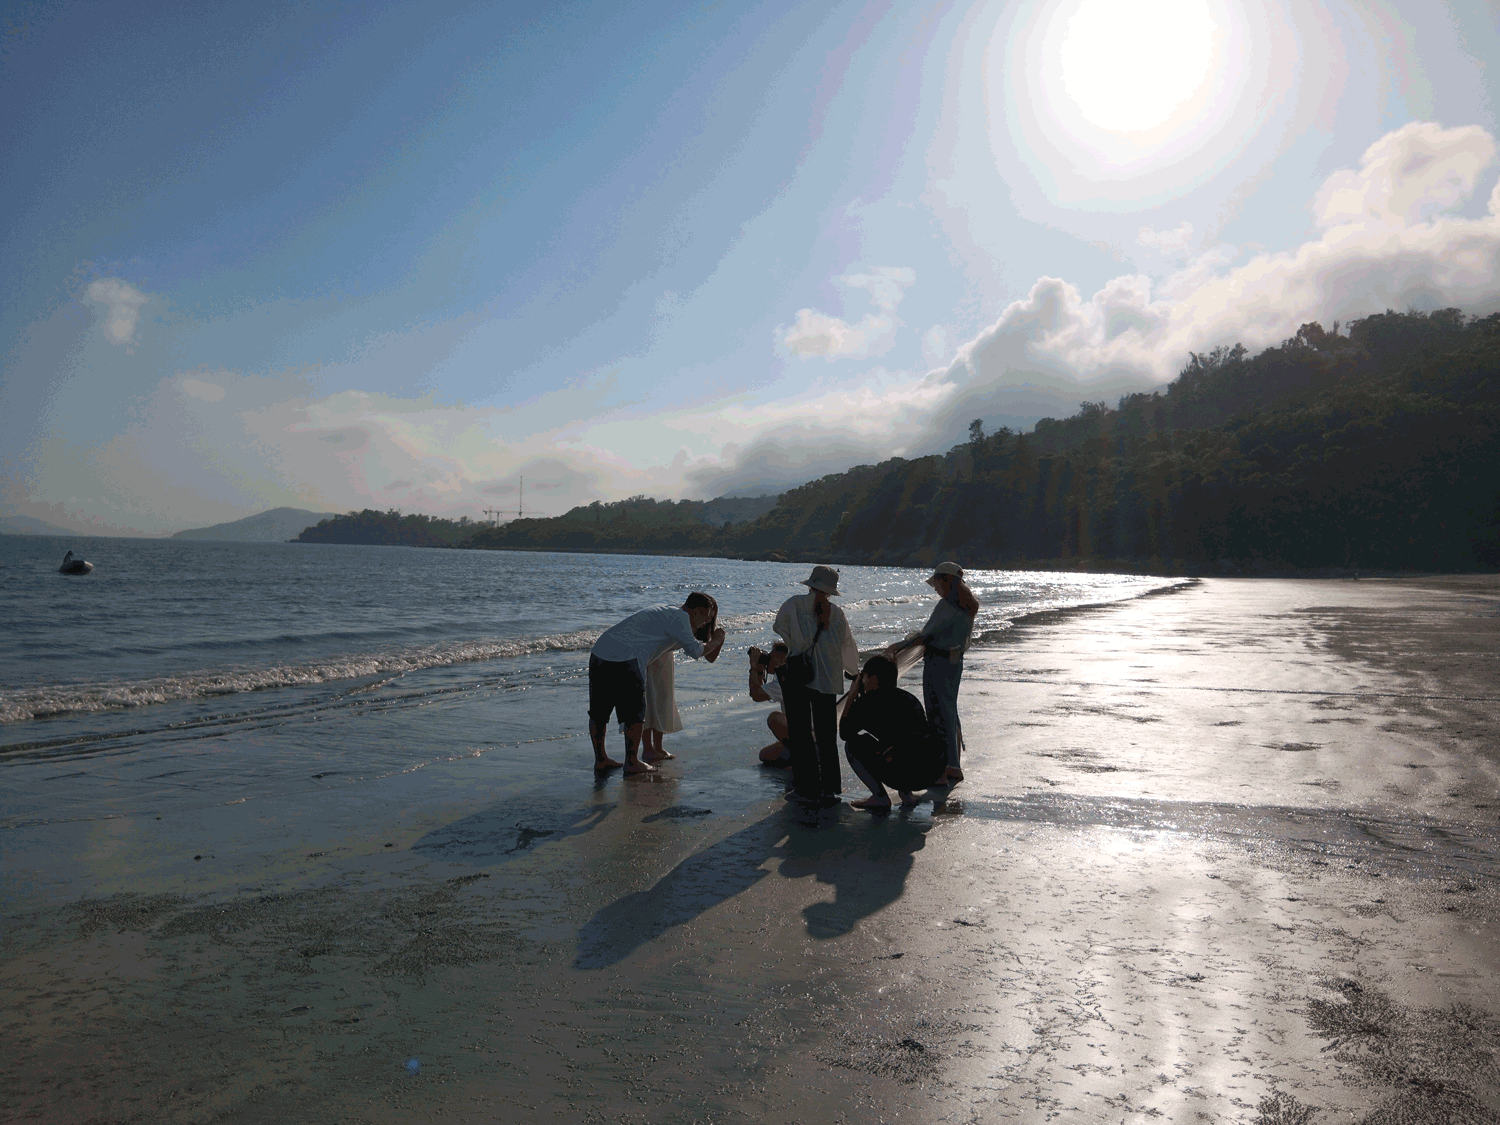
921 591 975 654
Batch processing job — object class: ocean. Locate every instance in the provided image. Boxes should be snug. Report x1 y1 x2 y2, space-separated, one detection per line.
0 536 1181 830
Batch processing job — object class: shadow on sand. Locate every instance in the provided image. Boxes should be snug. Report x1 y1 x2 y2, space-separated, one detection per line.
411 793 616 864
574 805 929 969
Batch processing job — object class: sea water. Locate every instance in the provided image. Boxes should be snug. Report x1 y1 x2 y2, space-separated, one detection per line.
0 535 1179 829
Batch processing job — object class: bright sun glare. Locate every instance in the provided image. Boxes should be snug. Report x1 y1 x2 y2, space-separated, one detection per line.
1058 0 1218 133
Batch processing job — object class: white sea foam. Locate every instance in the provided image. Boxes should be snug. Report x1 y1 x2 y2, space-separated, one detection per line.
0 629 602 724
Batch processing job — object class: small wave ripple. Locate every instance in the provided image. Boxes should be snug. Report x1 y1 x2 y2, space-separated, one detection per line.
0 629 601 724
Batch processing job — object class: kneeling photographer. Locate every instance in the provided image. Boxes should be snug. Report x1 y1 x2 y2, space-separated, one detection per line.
839 655 946 811
747 642 791 765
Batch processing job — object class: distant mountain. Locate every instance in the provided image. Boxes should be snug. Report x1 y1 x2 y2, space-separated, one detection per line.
461 494 790 555
698 494 779 526
172 507 339 542
0 514 80 536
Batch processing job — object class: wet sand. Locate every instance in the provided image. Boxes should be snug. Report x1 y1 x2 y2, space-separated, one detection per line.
3 576 1499 1123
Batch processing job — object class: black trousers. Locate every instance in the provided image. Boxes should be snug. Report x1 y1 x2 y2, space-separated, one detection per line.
783 680 841 798
845 731 944 793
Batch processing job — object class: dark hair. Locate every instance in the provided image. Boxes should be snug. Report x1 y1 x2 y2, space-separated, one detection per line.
861 655 898 691
684 591 718 641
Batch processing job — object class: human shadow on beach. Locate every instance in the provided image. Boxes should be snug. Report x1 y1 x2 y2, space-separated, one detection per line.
574 807 927 970
412 795 615 865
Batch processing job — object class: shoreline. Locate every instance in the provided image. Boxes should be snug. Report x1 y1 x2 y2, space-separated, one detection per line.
441 538 1500 580
3 576 1498 1122
19 526 1490 584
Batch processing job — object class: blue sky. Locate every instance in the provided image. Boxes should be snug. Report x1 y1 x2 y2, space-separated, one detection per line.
4 0 1499 534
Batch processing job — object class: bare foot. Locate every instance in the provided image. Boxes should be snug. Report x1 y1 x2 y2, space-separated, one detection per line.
899 791 919 807
594 757 625 772
642 748 675 763
945 768 964 785
623 759 658 775
850 796 892 811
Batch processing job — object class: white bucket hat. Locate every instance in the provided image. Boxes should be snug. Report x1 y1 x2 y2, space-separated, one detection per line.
927 560 963 586
800 564 841 595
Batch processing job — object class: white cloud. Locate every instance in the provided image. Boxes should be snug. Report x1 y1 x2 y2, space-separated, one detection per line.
85 278 150 350
1137 221 1195 253
38 123 1500 528
1312 122 1494 228
179 377 226 402
671 367 954 440
778 266 916 359
946 121 1500 392
713 121 1500 477
844 266 917 312
921 324 950 367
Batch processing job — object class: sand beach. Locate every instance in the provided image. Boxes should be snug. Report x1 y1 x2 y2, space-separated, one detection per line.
3 576 1499 1124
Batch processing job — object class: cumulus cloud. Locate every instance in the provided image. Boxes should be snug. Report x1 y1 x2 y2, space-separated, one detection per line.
234 387 735 519
1312 122 1495 227
85 278 150 350
944 121 1500 394
1137 220 1195 253
779 266 916 359
179 377 226 402
921 324 950 367
685 430 904 496
708 121 1500 480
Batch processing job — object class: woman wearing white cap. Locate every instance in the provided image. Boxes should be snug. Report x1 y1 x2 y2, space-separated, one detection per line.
887 561 979 786
773 565 859 804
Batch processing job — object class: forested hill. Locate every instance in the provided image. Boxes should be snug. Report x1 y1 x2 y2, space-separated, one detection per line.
463 309 1500 572
297 509 479 547
460 495 782 556
826 309 1500 572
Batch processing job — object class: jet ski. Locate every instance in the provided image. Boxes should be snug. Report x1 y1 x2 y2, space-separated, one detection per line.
58 549 94 575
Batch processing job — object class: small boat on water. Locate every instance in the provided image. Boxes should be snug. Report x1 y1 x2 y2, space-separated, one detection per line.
58 549 94 575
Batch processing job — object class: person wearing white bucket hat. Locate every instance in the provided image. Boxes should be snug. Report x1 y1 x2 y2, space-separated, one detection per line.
773 565 859 804
886 561 979 786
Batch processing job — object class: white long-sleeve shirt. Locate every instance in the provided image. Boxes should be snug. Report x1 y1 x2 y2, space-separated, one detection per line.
591 605 706 679
773 592 858 696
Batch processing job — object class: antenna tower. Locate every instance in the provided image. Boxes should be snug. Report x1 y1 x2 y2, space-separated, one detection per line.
518 476 523 520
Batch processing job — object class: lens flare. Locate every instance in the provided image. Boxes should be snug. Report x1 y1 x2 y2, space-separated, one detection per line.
990 0 1310 206
1058 0 1217 133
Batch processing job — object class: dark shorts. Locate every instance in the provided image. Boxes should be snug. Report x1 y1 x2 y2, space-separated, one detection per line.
588 655 646 728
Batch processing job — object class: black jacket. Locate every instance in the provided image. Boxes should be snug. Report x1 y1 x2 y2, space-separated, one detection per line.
839 687 929 748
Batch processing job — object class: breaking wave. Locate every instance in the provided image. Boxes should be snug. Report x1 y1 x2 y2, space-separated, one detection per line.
0 629 601 724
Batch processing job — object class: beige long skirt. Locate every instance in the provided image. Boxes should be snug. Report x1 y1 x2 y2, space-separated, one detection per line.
643 649 683 734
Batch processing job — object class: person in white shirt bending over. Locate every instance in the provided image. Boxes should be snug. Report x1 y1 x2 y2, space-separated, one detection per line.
588 593 725 774
640 597 719 765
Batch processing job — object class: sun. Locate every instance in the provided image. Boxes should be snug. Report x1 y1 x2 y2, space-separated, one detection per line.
1057 0 1218 133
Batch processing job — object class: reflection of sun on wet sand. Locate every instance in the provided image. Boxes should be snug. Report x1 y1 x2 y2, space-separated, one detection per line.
3 577 1499 1123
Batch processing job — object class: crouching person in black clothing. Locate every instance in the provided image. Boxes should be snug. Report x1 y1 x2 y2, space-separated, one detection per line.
840 655 947 811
